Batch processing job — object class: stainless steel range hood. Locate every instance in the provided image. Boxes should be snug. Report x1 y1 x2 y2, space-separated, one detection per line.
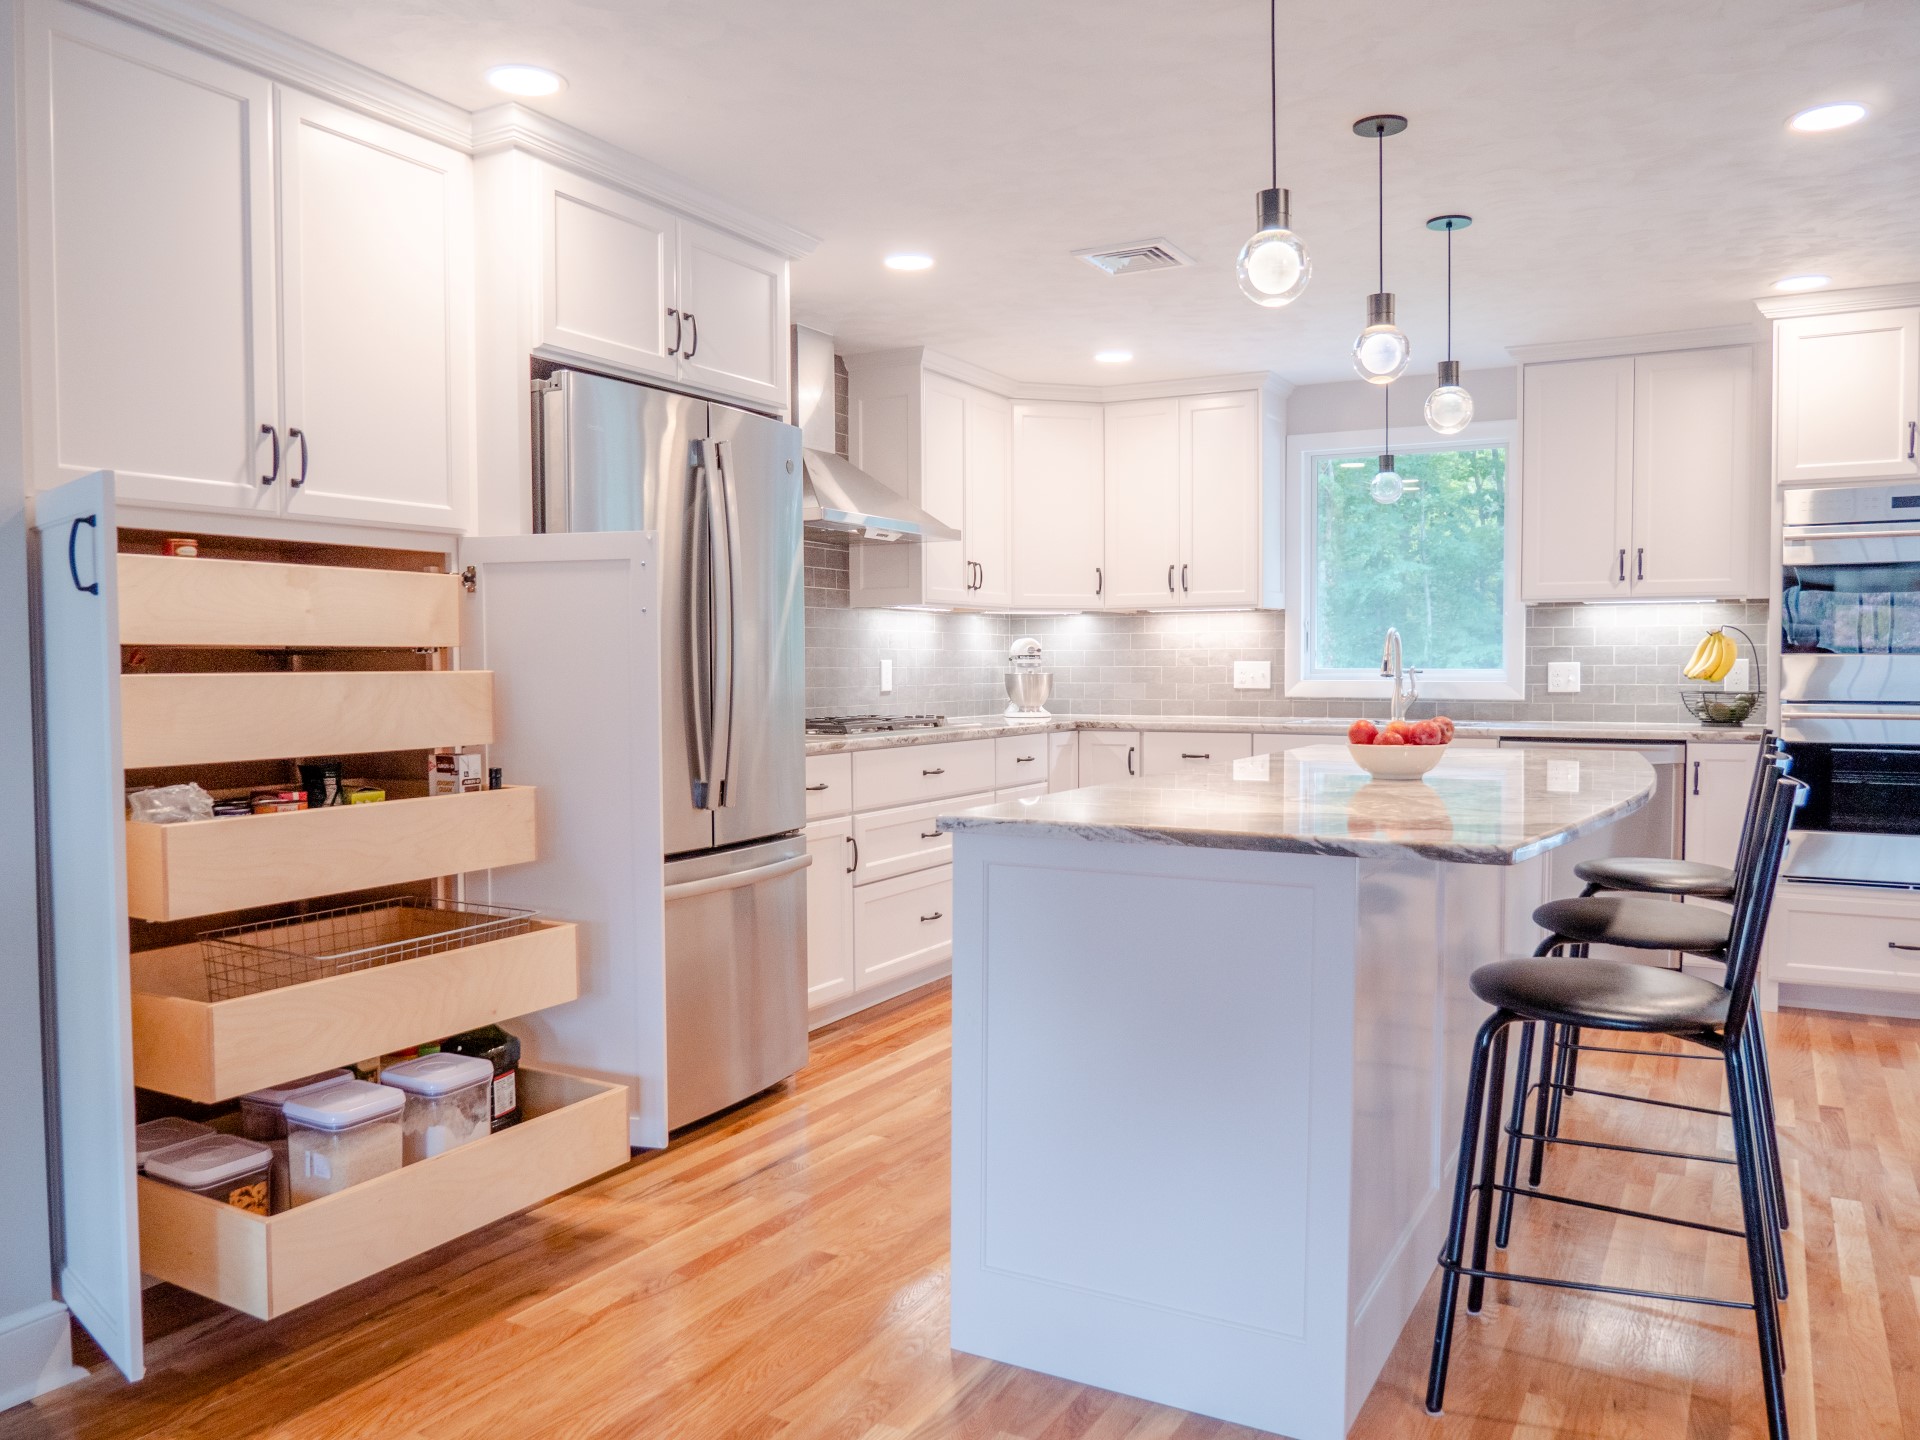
792 325 960 543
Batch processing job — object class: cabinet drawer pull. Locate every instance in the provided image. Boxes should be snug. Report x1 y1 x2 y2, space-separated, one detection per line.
846 835 859 874
1181 752 1210 760
1127 745 1136 776
1889 941 1920 953
1910 420 1917 462
805 782 829 791
288 427 310 488
1181 563 1189 592
919 910 944 923
667 308 682 357
1617 548 1626 583
260 422 281 486
1167 564 1176 593
1095 565 1102 596
922 767 945 776
919 829 942 839
67 515 99 595
1015 755 1035 763
684 310 699 360
1692 761 1701 797
1636 547 1645 582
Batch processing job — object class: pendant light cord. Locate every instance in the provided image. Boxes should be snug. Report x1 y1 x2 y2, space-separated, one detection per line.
1376 127 1386 294
1268 0 1278 190
1446 225 1454 361
1383 381 1390 454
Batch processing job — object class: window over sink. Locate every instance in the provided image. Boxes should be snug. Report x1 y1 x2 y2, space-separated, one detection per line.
1284 423 1522 700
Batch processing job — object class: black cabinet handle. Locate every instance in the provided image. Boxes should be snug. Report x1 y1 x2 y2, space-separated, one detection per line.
260 423 280 486
1127 745 1136 776
1167 564 1175 593
975 561 984 591
1181 564 1189 592
1015 755 1035 764
919 910 944 923
1181 752 1210 760
805 783 829 792
1636 547 1645 582
289 427 310 488
1910 420 1917 461
1692 760 1701 797
1617 548 1626 583
67 515 98 595
845 834 857 874
685 311 699 360
922 767 945 776
1889 941 1920 952
919 829 941 839
1095 565 1102 596
667 308 682 357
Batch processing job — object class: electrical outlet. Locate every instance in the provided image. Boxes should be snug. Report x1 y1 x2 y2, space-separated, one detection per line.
880 658 893 694
1547 661 1581 694
1233 660 1273 690
1723 658 1751 691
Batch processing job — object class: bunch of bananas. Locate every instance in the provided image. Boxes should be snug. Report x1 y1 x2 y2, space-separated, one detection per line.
1683 628 1739 683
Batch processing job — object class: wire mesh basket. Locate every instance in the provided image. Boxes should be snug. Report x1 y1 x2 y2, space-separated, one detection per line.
200 898 537 1001
1678 689 1762 726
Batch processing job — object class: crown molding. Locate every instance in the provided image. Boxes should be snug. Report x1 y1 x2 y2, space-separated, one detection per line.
845 347 1288 403
77 0 818 259
1507 324 1759 365
470 106 816 259
1755 281 1920 320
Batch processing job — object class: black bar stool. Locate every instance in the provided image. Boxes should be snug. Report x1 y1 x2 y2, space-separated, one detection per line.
1426 773 1803 1439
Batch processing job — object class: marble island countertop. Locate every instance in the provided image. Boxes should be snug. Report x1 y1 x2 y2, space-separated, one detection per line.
935 742 1655 865
805 713 1761 755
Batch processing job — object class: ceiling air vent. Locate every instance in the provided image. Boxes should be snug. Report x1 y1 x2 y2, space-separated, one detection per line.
1071 239 1195 277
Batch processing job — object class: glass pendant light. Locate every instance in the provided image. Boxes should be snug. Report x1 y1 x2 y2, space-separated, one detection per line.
1351 115 1410 384
1235 0 1311 307
1424 214 1474 434
1371 387 1404 505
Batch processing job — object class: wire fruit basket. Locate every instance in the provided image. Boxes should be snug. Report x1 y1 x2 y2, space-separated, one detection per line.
200 898 536 1001
1677 624 1761 726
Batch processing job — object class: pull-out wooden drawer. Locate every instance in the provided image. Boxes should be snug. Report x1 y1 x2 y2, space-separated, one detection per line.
1773 887 1920 993
853 865 953 989
118 553 460 649
853 738 995 810
995 733 1050 788
853 791 992 885
1142 730 1254 774
804 752 853 819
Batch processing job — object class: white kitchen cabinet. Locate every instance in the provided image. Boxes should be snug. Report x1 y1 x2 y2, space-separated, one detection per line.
852 792 989 886
1684 741 1759 871
1520 346 1755 601
675 218 790 410
1078 731 1141 785
277 92 472 529
851 737 996 810
1103 399 1183 607
994 733 1051 788
804 752 853 820
853 865 954 990
1774 307 1920 485
1771 884 1920 994
1142 730 1254 774
966 394 1015 607
1180 393 1263 606
24 4 278 513
803 817 856 1008
1048 730 1079 792
1012 402 1104 608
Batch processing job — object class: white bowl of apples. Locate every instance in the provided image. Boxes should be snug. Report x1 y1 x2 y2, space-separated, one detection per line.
1347 716 1455 780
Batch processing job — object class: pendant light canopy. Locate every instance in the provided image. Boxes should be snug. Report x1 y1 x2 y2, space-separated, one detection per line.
1236 0 1311 307
1371 386 1404 505
1351 115 1410 385
1424 214 1474 435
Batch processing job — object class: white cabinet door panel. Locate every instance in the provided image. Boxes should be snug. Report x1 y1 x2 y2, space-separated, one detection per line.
918 375 972 604
1684 742 1759 871
853 865 954 989
852 793 990 886
966 393 1014 607
535 163 678 382
995 732 1050 787
676 219 788 409
1104 400 1182 607
804 752 853 819
852 738 997 809
278 92 471 529
1776 308 1920 484
1012 402 1104 609
1142 730 1254 774
804 817 855 1008
1180 393 1261 606
1630 348 1751 598
1047 729 1079 792
28 5 277 510
1078 731 1141 785
1521 356 1635 601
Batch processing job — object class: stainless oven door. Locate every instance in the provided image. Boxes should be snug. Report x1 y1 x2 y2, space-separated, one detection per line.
1780 709 1920 888
1781 490 1920 705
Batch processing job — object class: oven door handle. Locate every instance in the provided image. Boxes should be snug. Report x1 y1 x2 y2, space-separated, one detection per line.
1780 709 1920 720
1785 526 1920 542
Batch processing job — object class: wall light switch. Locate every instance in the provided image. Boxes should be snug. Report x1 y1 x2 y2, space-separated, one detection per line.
1547 661 1581 694
880 658 893 694
1723 658 1751 692
1233 660 1272 690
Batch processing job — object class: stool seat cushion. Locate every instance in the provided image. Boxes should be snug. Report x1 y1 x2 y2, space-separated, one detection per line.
1534 894 1731 956
1470 957 1731 1033
1572 855 1735 899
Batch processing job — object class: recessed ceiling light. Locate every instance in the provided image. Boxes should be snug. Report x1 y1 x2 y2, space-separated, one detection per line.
486 64 566 97
1773 273 1831 292
883 254 934 271
1094 349 1133 364
1788 102 1866 133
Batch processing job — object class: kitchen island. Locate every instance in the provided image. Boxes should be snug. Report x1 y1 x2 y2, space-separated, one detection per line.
937 743 1655 1440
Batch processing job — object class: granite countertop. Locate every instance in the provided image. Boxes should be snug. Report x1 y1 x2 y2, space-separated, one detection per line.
804 713 1763 756
934 743 1655 865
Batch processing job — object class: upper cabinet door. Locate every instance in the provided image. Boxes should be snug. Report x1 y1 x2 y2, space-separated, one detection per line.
1630 347 1753 598
1776 308 1920 484
25 3 278 511
1011 402 1104 609
675 219 789 409
965 392 1014 608
278 92 473 530
534 163 679 382
918 375 973 605
1103 399 1181 607
1520 356 1635 601
1180 392 1260 606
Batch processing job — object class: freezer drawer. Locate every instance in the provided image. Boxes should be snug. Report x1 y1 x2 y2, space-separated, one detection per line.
663 837 810 1130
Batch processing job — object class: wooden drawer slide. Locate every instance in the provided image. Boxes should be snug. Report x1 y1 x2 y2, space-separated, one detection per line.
138 1067 628 1319
131 920 578 1102
118 553 460 649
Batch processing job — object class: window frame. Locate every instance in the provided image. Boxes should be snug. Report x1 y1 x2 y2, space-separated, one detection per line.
1284 420 1523 701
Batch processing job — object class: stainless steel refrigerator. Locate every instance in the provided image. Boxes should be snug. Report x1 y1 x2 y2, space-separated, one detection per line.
535 368 808 1130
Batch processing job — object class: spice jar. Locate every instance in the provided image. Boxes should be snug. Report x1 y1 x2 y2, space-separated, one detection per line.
441 1025 522 1131
145 1135 272 1214
381 1053 492 1162
283 1080 403 1205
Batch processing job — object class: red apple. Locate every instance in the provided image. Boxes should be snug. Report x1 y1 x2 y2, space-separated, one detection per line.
1434 715 1455 742
1410 719 1445 746
1377 730 1407 746
1348 719 1379 745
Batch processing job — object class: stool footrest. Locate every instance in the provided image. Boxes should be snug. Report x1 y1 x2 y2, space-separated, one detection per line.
1437 1258 1755 1311
1494 1180 1747 1238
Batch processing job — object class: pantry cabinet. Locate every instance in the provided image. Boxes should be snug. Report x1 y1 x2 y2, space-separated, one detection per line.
22 3 475 530
1012 402 1105 608
1773 306 1920 485
1519 344 1754 602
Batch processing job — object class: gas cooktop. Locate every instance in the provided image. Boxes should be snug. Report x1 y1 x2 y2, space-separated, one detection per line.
805 714 949 735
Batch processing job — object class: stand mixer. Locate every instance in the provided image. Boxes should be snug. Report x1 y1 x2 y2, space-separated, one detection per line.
1003 636 1053 720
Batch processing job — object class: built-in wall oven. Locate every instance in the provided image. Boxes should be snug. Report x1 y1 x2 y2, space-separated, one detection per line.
1780 481 1920 889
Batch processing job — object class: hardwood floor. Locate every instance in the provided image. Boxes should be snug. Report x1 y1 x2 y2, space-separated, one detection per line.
6 984 1917 1439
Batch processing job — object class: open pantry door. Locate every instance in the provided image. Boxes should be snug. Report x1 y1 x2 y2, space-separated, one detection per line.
31 472 142 1380
457 531 670 1148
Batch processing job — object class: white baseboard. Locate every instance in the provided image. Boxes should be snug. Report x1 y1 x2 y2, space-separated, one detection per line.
808 962 952 1031
0 1302 84 1412
1776 982 1920 1020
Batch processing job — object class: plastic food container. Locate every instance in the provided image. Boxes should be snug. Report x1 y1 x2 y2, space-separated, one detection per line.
240 1070 352 1213
135 1116 212 1171
381 1052 493 1162
283 1080 404 1206
145 1134 272 1214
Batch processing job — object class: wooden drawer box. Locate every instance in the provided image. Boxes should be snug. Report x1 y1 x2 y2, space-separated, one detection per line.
994 733 1050 788
852 791 991 886
126 787 537 922
804 752 852 820
853 738 995 810
120 670 494 768
130 920 579 1103
118 553 460 649
138 1067 627 1319
853 864 953 989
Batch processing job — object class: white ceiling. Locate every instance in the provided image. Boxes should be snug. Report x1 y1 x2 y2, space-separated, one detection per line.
228 0 1920 387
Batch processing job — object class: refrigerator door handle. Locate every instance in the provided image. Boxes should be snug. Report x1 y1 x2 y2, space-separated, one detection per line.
663 851 811 902
708 437 739 806
686 440 720 809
